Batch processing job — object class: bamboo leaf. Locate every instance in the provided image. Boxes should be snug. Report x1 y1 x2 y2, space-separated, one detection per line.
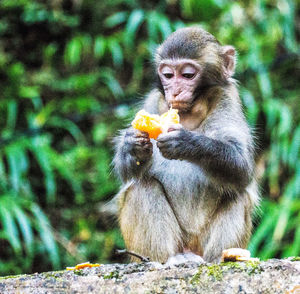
248 202 277 257
108 39 123 67
30 136 56 203
124 9 144 48
157 16 172 40
64 37 82 66
31 204 60 269
99 69 124 98
257 70 273 100
13 204 34 255
104 11 128 28
0 204 21 253
288 126 300 168
94 36 106 58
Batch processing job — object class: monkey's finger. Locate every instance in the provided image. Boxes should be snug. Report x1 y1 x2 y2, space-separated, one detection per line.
135 144 152 153
167 123 183 133
137 145 153 154
136 137 151 145
159 150 174 160
127 128 149 139
157 140 172 148
135 146 150 153
156 141 163 149
133 130 149 138
144 143 153 150
135 142 153 151
157 144 173 154
134 148 153 160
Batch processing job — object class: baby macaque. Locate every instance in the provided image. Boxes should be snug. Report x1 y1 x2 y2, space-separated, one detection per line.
113 26 258 264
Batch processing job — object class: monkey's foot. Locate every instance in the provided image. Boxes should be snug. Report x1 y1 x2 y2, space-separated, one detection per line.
221 248 259 262
165 252 204 266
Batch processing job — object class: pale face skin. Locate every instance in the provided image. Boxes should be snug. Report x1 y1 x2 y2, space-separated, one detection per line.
158 59 202 112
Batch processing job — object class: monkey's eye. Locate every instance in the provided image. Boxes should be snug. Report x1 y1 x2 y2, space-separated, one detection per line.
182 73 195 79
163 73 174 79
181 65 197 79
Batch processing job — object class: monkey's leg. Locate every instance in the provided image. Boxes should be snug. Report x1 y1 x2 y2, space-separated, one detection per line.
119 180 184 263
202 198 252 263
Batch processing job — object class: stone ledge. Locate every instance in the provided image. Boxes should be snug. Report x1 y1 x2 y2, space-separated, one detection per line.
0 258 300 293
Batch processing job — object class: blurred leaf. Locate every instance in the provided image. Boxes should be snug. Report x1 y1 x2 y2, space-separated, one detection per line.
108 39 123 67
13 204 34 256
94 36 106 59
249 202 277 257
104 11 128 28
30 136 56 203
47 117 85 143
157 16 172 40
19 86 40 99
6 145 28 192
241 88 259 126
277 105 292 137
31 204 60 269
285 214 300 257
288 126 300 168
93 123 108 144
0 203 21 254
64 37 82 66
146 11 160 42
6 100 17 132
257 70 273 100
124 9 144 48
99 68 124 98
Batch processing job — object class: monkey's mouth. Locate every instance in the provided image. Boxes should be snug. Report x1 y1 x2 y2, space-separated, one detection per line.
169 101 192 112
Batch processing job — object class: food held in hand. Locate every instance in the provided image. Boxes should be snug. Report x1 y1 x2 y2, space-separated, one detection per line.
131 109 180 139
131 110 161 139
159 108 180 133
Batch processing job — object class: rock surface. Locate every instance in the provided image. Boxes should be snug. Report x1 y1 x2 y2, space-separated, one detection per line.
0 258 300 293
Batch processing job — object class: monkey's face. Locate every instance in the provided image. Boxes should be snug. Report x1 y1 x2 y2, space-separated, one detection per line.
158 59 202 112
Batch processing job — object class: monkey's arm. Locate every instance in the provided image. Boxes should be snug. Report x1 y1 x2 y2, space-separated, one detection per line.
157 129 253 191
113 128 153 182
113 90 163 182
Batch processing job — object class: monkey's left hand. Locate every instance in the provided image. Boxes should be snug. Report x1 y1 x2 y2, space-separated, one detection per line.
157 125 193 160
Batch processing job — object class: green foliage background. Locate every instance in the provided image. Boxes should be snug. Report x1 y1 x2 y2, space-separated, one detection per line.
0 0 299 275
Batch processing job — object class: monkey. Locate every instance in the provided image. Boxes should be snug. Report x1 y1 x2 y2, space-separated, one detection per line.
113 26 259 264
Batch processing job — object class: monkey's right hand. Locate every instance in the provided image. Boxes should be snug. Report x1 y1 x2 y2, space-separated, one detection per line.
125 128 153 163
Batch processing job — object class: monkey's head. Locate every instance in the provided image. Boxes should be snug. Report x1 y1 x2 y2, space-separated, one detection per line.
155 26 236 112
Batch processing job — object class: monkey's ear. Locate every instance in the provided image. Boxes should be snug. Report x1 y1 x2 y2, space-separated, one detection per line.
222 45 236 78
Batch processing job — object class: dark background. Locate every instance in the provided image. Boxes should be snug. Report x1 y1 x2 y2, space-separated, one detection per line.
0 0 299 275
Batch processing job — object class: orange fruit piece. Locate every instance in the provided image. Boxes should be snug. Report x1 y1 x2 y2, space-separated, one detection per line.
221 248 259 262
66 262 101 270
131 110 161 139
131 109 180 139
159 108 180 133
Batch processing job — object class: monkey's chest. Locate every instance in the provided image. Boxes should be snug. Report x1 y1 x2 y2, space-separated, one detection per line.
148 145 212 231
149 144 209 197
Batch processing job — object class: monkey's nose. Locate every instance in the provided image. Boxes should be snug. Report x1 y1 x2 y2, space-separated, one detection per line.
172 92 181 99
